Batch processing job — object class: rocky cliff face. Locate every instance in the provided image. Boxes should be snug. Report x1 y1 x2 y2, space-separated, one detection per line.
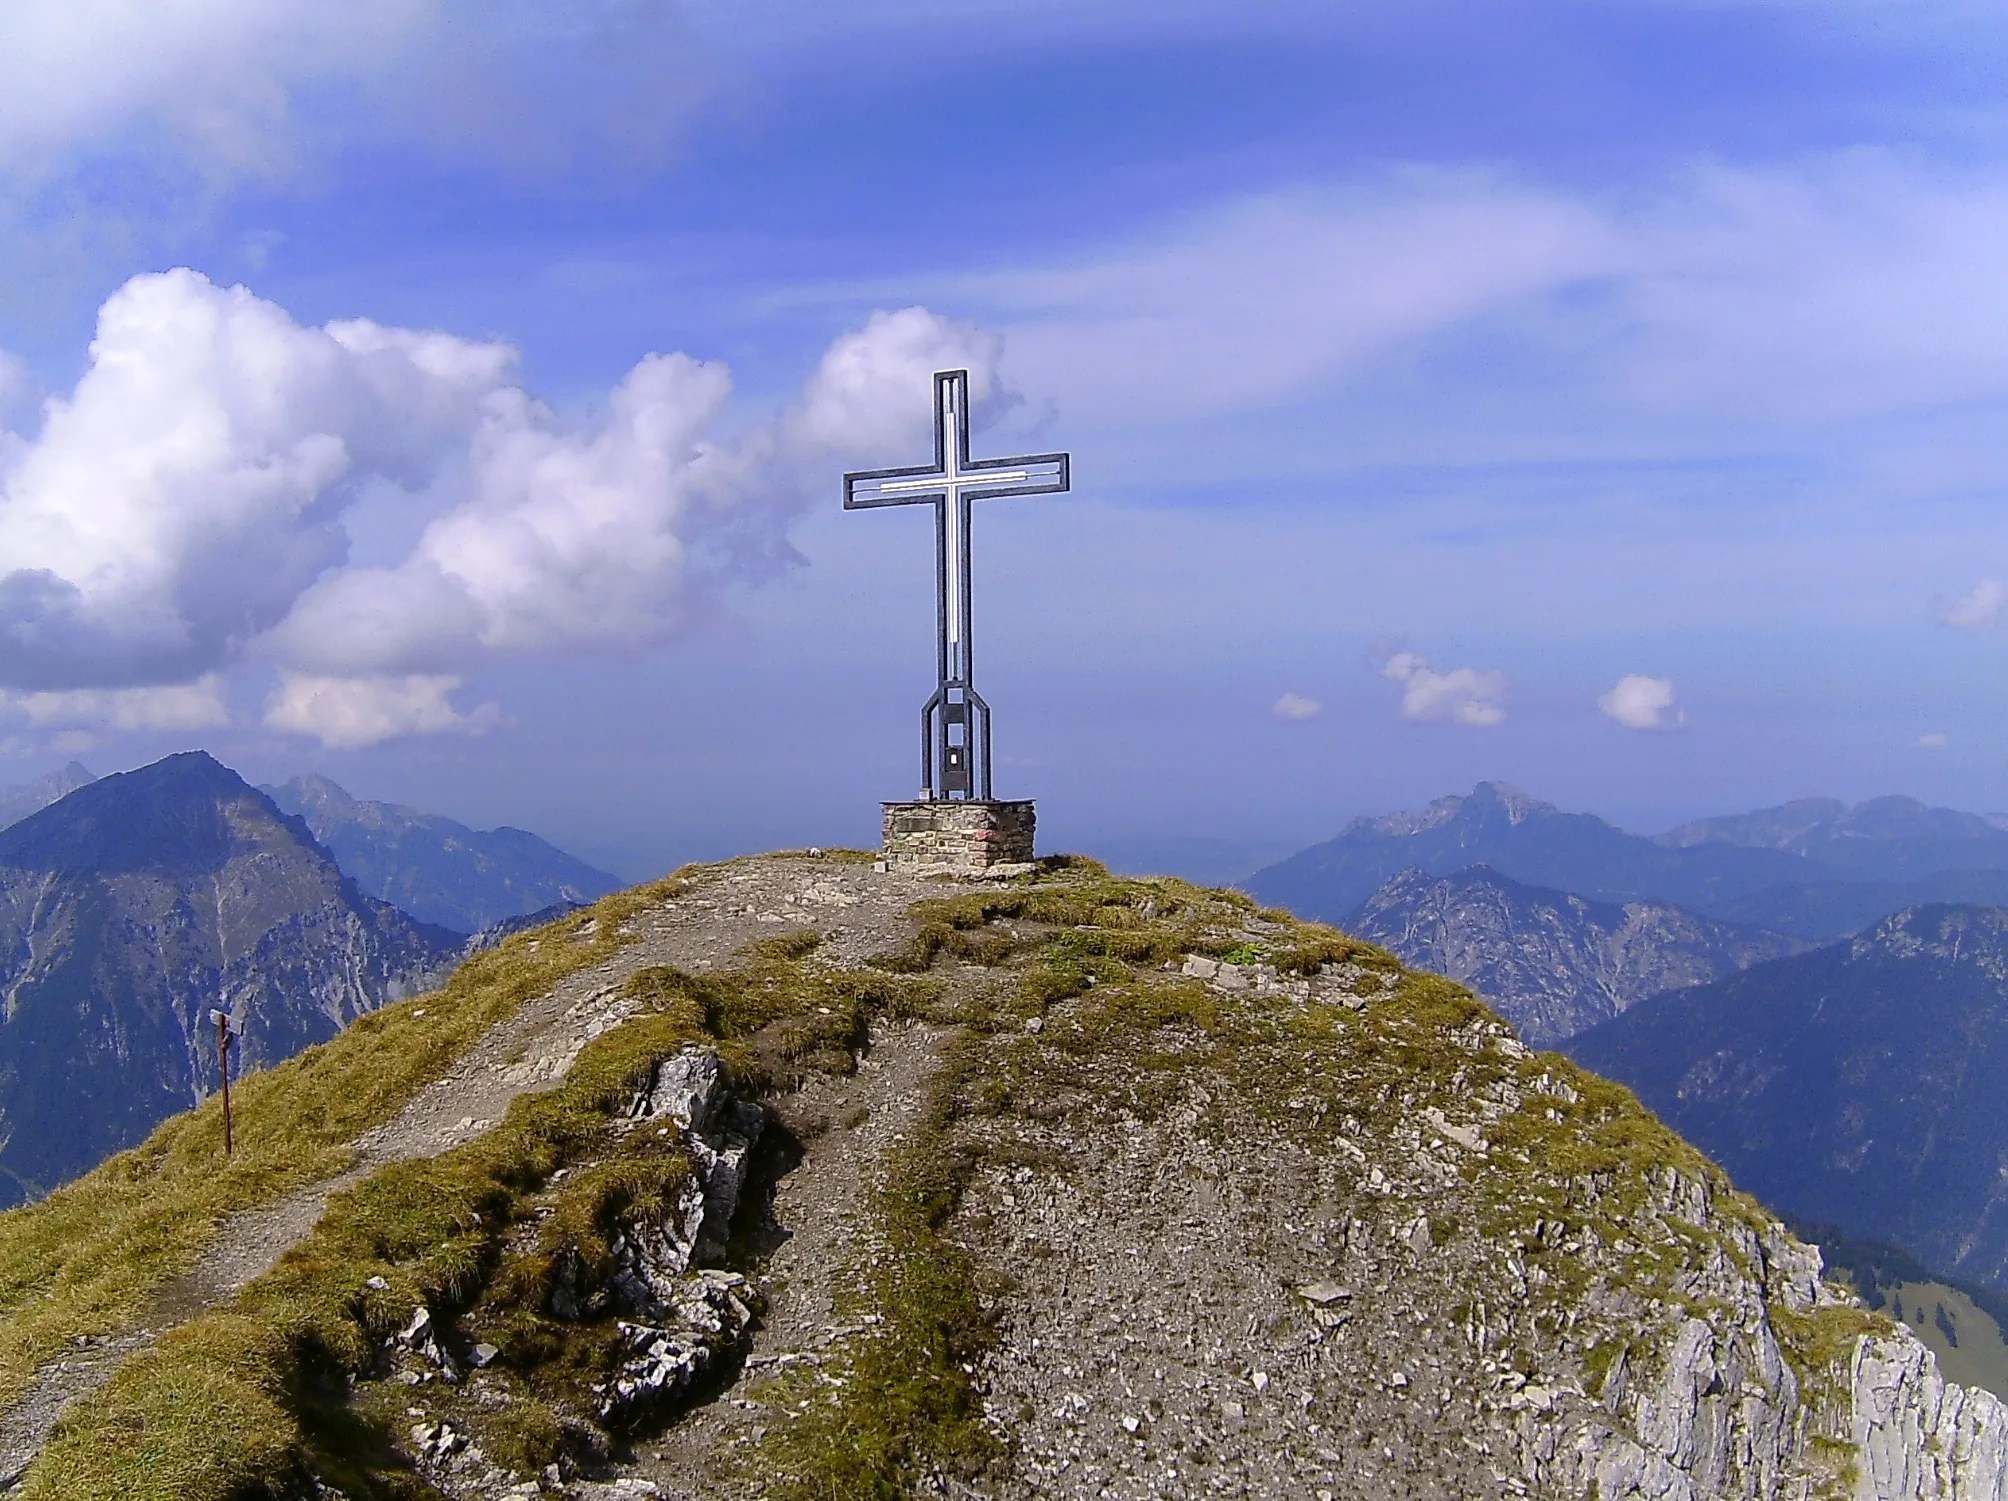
1571 904 2008 1294
0 751 459 1204
1350 863 1806 1044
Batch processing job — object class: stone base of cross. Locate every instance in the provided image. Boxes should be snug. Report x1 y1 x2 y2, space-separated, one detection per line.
878 798 1036 877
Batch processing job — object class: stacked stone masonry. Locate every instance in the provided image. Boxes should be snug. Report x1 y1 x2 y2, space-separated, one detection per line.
881 799 1035 875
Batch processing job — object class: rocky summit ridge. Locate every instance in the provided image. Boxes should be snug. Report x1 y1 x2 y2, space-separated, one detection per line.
0 854 1999 1500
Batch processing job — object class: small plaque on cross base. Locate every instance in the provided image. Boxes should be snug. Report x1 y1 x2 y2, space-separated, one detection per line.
845 369 1067 876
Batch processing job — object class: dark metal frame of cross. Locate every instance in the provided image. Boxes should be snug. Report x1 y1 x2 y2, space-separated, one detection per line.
844 369 1069 801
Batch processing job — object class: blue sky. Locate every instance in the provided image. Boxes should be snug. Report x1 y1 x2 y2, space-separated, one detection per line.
2 0 2007 880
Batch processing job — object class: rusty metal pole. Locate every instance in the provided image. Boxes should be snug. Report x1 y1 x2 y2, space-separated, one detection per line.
218 1010 233 1157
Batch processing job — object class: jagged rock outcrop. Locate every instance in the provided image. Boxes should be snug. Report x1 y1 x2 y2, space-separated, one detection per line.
591 1048 763 1425
1350 863 1805 1043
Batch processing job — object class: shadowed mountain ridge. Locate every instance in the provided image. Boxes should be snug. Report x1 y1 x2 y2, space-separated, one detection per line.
1569 903 2008 1291
262 772 620 934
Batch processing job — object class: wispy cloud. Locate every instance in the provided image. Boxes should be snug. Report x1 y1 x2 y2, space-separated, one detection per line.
1939 579 2005 632
1272 692 1321 721
0 2 712 193
885 154 2008 452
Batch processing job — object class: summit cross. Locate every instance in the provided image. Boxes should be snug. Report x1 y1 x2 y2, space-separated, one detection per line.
843 369 1069 801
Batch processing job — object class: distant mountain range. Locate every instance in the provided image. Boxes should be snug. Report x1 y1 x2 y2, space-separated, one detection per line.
1658 795 2008 877
1250 781 2008 941
1570 905 2008 1292
1349 864 1805 1046
262 773 619 934
0 761 94 831
0 752 461 1206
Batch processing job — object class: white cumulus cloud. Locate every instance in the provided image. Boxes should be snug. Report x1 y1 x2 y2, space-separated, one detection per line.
1917 731 1950 751
0 269 1003 745
1381 651 1505 727
1598 674 1685 732
787 306 1008 458
1272 692 1321 721
0 674 229 731
263 672 498 749
1940 579 2006 632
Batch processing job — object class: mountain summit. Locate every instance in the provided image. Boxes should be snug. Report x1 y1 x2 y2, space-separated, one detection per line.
0 855 1997 1500
0 752 458 1205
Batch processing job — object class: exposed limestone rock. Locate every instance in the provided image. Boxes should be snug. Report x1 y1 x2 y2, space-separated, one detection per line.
593 1271 756 1427
1844 1336 2008 1499
626 1047 764 1276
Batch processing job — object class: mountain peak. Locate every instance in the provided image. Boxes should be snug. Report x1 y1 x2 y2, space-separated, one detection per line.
261 777 619 932
0 749 455 1206
1468 780 1556 824
1344 782 1558 839
284 772 360 810
0 750 277 875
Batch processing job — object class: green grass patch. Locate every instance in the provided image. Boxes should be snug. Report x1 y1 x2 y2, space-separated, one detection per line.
0 875 690 1417
21 913 955 1501
21 996 719 1501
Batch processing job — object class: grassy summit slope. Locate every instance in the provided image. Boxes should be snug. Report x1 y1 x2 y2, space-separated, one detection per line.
0 856 1982 1500
0 877 679 1423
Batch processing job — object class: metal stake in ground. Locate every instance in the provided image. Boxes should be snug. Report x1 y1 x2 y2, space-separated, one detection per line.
843 369 1069 801
208 1008 241 1155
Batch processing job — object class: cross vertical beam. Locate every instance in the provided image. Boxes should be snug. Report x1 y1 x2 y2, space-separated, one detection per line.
844 369 1069 801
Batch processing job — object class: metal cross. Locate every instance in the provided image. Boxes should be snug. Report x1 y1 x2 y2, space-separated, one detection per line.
844 369 1069 800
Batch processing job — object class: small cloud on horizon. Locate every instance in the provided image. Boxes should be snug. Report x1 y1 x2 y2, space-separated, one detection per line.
1272 692 1321 721
1599 675 1686 733
1380 651 1505 727
1939 579 2006 633
1916 731 1950 750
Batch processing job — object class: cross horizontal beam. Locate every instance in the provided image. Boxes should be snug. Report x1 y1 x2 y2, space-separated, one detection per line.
843 453 1068 509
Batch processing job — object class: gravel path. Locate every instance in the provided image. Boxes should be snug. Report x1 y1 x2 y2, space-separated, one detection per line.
0 855 941 1491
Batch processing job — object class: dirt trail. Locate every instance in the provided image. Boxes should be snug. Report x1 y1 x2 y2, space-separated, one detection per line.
0 856 937 1491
